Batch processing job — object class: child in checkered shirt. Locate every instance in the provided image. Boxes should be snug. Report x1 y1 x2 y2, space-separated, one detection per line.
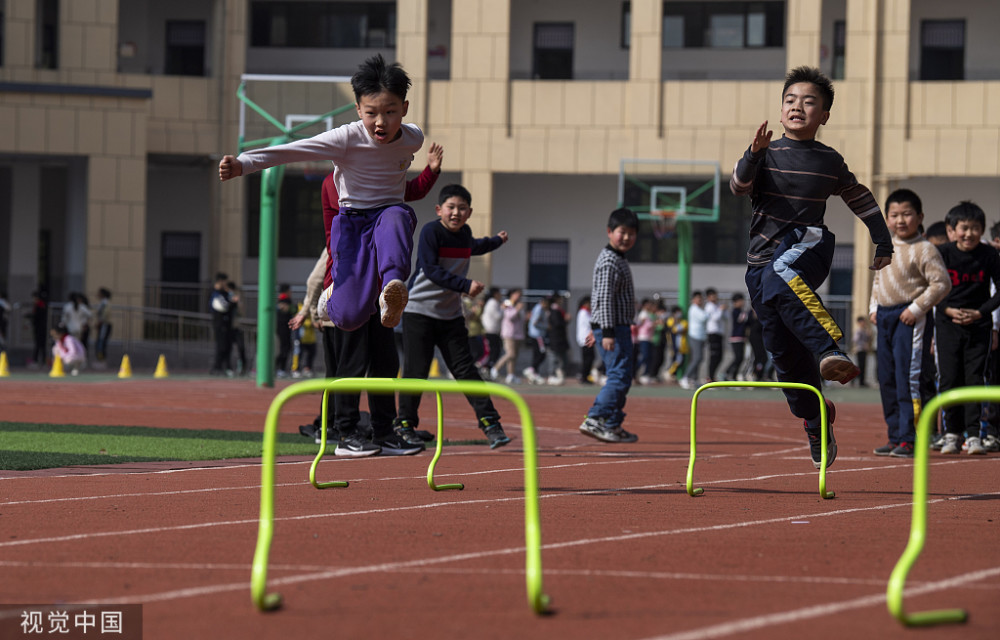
579 208 640 444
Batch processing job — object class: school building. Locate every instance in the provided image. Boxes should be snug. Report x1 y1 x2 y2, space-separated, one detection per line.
1 0 999 328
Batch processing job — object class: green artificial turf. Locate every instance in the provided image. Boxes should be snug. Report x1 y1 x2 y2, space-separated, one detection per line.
0 422 486 471
0 422 325 471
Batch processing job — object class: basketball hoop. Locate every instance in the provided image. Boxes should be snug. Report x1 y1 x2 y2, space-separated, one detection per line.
651 209 677 240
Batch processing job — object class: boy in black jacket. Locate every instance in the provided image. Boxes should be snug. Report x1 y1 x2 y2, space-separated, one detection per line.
935 201 1000 455
394 184 512 449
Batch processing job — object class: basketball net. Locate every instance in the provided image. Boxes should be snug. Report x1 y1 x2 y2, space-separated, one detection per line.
651 209 677 239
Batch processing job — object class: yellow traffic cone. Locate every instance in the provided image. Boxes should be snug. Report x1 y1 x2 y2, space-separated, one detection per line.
118 354 132 379
0 351 10 377
154 354 169 379
50 356 66 378
429 358 441 378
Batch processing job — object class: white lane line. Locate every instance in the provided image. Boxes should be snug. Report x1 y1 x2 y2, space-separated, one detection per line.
638 566 1000 640
61 492 1000 609
0 457 660 507
1 456 991 545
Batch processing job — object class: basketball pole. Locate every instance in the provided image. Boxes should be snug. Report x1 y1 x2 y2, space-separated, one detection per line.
256 158 284 388
677 219 692 313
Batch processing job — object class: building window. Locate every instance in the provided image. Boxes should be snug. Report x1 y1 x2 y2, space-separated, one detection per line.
250 1 396 48
831 20 846 80
920 20 964 81
36 0 58 69
165 21 206 76
621 2 631 49
662 1 784 48
533 23 574 79
246 173 326 258
528 240 569 291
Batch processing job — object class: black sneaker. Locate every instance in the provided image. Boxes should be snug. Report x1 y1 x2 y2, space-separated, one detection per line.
334 433 381 458
414 429 435 442
376 434 424 456
804 399 837 469
889 442 914 458
480 417 511 449
392 419 425 446
873 442 896 456
299 419 337 444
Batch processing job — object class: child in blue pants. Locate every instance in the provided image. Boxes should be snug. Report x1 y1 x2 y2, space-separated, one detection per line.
579 208 640 444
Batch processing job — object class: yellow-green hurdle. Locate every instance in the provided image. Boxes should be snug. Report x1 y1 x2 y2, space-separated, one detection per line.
251 377 550 615
686 381 835 499
885 386 992 627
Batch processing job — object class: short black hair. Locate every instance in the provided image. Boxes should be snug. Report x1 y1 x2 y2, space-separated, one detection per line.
351 54 411 103
607 207 638 231
98 287 111 298
438 184 471 206
214 272 228 283
991 220 1000 241
691 290 703 299
924 221 948 239
732 292 744 302
945 201 986 231
705 288 718 297
783 66 834 111
885 188 923 215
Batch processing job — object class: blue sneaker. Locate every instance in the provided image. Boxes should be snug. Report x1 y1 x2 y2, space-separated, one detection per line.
480 417 511 449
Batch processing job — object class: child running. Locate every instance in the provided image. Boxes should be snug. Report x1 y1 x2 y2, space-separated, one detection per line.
219 54 423 332
730 66 893 468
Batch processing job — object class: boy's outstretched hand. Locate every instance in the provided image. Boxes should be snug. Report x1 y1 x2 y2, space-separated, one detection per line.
497 230 509 243
750 121 773 154
468 280 485 297
870 256 892 270
218 155 243 181
427 142 444 173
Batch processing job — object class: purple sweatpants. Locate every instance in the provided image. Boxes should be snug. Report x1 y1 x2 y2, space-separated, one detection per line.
327 204 417 331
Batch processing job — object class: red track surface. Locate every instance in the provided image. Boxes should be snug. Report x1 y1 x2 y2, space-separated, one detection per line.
1 377 998 640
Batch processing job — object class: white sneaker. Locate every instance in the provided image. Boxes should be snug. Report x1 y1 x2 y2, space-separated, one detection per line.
378 279 408 328
678 378 693 389
317 284 334 325
983 435 1000 452
940 433 962 454
966 436 987 455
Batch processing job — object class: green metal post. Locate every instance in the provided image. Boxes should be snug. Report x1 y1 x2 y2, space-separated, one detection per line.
677 220 692 312
256 162 284 387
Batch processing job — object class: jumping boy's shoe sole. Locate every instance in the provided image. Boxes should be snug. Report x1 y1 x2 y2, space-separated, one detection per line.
819 351 860 385
379 279 408 328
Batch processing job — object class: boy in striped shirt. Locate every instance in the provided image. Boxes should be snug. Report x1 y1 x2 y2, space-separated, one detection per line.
730 66 893 468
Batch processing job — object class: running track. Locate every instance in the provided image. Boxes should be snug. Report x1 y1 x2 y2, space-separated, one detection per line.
0 378 997 640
